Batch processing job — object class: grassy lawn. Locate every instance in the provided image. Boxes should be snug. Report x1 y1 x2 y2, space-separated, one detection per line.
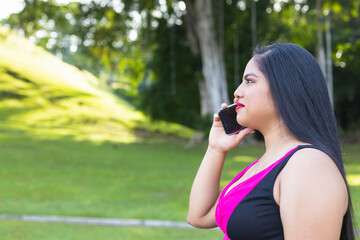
0 129 359 239
0 25 359 239
0 25 224 239
0 129 260 221
0 220 223 240
0 130 228 239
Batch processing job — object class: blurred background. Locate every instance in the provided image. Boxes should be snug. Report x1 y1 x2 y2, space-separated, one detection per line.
0 0 359 239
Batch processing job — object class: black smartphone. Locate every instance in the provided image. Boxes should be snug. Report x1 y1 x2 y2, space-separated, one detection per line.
218 104 246 135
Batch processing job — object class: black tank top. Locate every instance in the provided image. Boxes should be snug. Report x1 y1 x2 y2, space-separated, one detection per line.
226 145 321 239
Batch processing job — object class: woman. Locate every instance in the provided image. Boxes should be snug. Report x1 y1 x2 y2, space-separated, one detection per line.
187 43 355 239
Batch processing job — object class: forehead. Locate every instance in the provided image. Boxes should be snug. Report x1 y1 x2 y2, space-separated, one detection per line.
243 58 264 78
243 58 268 84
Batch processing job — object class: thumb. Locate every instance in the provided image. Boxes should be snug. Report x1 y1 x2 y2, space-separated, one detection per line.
235 128 255 143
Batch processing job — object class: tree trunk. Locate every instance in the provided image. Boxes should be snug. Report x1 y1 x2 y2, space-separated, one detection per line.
316 0 326 76
325 16 333 107
251 0 257 49
198 79 213 116
234 18 240 88
317 0 333 108
184 0 230 115
218 0 224 63
170 26 176 96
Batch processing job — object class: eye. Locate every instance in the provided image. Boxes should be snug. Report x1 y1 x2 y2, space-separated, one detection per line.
245 78 254 84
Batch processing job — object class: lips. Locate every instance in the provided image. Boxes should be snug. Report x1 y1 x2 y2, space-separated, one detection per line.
235 102 245 111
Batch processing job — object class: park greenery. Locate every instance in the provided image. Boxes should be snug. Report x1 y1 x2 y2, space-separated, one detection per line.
2 0 360 133
0 25 194 143
1 0 360 239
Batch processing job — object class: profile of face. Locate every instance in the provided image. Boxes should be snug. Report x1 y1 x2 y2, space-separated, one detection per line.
233 57 279 132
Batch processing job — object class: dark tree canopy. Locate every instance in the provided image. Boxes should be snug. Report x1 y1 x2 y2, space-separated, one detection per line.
2 0 360 132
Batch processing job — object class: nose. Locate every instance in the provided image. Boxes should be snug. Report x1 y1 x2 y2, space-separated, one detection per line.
234 83 244 100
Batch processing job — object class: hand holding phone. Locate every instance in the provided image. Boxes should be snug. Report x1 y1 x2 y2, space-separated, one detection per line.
218 103 246 135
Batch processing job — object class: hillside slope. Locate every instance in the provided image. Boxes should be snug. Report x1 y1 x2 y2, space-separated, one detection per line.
0 25 194 143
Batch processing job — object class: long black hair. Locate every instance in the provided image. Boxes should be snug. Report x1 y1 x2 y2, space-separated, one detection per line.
253 43 355 239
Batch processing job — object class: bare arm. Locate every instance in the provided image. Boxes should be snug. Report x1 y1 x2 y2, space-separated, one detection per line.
280 149 348 239
187 147 226 228
187 108 254 228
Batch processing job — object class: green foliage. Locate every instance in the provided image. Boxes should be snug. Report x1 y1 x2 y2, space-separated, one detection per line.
112 42 146 102
323 1 360 131
333 41 360 131
3 0 360 132
0 25 195 143
223 0 360 132
138 19 204 129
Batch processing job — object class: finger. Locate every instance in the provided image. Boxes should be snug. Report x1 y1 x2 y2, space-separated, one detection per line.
213 113 220 122
235 128 255 142
221 103 227 109
243 128 255 134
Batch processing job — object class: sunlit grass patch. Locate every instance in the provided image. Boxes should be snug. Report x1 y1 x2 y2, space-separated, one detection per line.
347 175 360 186
231 155 257 163
0 25 195 144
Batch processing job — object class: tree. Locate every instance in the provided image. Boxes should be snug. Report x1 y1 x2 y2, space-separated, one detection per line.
4 0 360 132
185 0 230 115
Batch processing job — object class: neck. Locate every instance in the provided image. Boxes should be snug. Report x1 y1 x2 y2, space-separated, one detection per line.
260 120 296 154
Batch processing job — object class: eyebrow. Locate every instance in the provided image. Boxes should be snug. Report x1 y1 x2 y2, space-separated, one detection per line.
243 73 259 79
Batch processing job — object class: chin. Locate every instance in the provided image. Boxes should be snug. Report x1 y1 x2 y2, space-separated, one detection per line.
237 117 258 130
236 116 248 128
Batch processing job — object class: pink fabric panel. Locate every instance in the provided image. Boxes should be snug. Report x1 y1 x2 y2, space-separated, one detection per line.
215 146 298 239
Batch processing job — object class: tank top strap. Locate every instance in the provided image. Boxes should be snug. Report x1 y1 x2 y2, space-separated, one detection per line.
267 144 322 182
296 144 323 151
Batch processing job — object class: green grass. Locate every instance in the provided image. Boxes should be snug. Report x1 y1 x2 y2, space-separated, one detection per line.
0 25 195 144
0 220 223 240
0 130 260 221
0 130 359 239
0 24 359 239
0 25 211 239
0 130 230 239
342 144 360 227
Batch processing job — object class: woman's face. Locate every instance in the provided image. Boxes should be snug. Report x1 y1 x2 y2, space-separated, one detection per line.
233 57 278 132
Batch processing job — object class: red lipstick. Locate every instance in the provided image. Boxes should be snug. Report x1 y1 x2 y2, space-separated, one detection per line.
235 102 245 111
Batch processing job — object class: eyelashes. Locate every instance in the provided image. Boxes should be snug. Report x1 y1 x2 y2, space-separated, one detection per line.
245 78 255 84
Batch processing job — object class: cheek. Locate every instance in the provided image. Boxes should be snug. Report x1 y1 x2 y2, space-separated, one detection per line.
236 92 277 126
253 94 277 118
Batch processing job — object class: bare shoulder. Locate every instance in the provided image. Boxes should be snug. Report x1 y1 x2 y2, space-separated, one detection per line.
282 147 345 184
278 147 349 238
280 147 348 214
